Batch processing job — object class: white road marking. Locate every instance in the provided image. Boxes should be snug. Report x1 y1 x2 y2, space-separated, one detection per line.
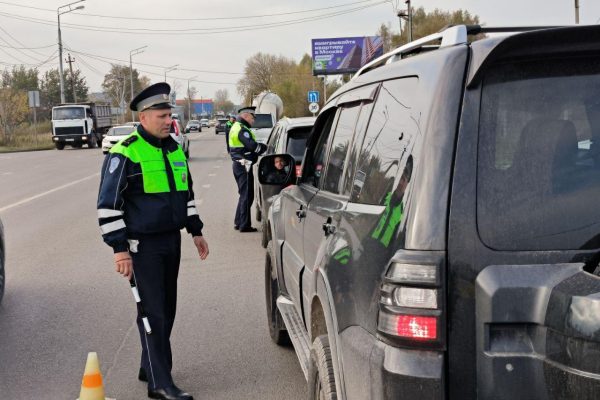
195 199 203 206
213 165 221 169
202 184 211 188
208 173 216 177
2 172 13 176
0 173 100 213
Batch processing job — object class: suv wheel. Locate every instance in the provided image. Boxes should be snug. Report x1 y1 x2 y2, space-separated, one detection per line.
256 203 262 222
308 335 337 400
0 245 5 303
265 240 290 345
261 218 268 248
55 142 65 150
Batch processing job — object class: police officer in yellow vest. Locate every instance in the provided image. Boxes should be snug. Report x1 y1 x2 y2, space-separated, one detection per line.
228 106 266 232
97 82 208 400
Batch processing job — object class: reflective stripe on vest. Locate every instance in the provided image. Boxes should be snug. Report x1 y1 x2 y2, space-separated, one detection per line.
228 121 256 148
110 131 189 194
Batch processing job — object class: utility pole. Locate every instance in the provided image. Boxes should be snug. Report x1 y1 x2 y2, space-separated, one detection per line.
57 0 85 104
129 45 147 122
66 53 77 102
575 0 580 24
406 0 413 42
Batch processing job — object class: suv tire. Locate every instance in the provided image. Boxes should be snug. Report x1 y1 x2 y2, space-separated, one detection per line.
261 217 268 248
55 142 65 150
265 240 290 345
308 335 337 400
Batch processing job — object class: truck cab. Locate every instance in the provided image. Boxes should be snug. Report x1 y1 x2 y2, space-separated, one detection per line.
52 103 111 150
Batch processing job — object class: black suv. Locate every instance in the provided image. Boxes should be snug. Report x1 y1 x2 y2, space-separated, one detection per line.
259 25 600 399
254 117 315 247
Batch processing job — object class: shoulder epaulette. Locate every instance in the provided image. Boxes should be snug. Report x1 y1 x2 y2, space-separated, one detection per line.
121 135 138 147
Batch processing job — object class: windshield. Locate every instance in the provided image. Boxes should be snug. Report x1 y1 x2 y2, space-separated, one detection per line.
253 114 273 129
286 127 312 161
53 107 85 120
108 127 134 136
188 120 200 125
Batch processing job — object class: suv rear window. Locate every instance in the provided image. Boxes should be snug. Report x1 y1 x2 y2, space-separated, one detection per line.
477 57 600 250
253 114 273 129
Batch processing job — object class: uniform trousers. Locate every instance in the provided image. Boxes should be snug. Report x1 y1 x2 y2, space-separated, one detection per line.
131 230 181 390
232 160 254 230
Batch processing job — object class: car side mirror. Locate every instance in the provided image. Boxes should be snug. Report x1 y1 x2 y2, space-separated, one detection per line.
258 154 296 185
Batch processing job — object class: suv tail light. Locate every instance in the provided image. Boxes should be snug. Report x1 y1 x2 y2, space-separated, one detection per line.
377 251 445 347
295 165 302 177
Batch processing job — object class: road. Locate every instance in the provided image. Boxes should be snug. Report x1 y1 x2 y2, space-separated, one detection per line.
0 128 305 399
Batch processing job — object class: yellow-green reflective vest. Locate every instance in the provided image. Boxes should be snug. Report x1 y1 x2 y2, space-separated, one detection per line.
110 131 189 194
228 121 256 148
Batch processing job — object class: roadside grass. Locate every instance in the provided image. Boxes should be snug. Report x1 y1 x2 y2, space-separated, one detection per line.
0 121 54 153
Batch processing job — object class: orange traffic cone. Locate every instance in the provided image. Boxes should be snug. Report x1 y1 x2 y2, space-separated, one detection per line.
77 352 115 400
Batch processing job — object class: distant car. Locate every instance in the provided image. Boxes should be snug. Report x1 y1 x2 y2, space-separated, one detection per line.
0 217 5 304
171 119 190 158
122 121 140 128
215 118 228 134
102 125 137 154
254 116 315 247
186 120 201 133
200 118 209 128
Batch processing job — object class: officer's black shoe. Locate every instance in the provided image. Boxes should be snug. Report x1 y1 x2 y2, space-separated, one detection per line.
239 227 258 232
148 385 193 400
234 225 239 230
138 367 147 382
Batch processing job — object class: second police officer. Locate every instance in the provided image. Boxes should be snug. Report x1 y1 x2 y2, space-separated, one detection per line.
228 106 267 232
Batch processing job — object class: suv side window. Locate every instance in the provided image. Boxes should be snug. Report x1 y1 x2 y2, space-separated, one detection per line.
351 78 419 205
477 57 600 250
322 103 362 194
301 109 338 188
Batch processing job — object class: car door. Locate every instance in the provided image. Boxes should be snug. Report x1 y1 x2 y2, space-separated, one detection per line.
280 110 338 314
302 102 365 317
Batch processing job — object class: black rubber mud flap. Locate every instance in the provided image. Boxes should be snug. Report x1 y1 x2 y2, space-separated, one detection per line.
476 263 600 399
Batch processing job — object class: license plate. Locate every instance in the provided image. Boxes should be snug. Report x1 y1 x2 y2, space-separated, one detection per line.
66 139 74 141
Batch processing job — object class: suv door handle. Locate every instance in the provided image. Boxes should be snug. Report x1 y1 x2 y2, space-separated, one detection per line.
322 222 336 236
296 208 306 219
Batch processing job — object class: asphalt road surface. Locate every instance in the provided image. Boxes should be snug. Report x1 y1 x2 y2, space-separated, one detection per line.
0 128 305 399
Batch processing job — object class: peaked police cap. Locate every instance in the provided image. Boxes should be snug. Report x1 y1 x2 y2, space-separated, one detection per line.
130 82 174 112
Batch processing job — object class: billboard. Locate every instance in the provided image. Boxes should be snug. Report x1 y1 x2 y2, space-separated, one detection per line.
312 36 384 76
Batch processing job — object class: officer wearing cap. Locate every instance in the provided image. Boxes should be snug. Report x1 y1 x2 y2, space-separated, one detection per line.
228 106 266 232
97 82 209 400
224 114 236 153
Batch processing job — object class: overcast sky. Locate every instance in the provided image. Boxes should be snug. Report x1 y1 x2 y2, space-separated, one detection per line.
1 0 599 104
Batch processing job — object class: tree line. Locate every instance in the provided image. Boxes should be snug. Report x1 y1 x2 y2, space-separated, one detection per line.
235 7 482 118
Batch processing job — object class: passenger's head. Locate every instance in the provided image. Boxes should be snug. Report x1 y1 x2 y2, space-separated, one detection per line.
274 156 286 170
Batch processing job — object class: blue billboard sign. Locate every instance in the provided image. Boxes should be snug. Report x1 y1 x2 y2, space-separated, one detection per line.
311 36 384 76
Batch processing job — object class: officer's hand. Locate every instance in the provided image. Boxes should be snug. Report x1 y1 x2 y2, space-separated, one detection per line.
193 236 209 260
114 251 133 279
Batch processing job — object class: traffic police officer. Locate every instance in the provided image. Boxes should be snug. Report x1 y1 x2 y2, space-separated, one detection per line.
224 114 236 153
97 82 209 400
228 106 266 232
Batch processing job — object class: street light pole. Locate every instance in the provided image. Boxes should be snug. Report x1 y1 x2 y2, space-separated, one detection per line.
57 0 85 104
129 45 147 122
164 64 179 82
575 0 580 24
187 76 197 120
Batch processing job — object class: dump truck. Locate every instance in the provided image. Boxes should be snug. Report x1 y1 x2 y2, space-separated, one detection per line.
51 102 112 150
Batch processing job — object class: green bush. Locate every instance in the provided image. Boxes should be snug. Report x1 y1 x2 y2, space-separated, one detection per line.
0 121 54 152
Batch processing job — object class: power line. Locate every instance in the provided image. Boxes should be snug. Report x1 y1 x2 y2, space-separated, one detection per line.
0 0 382 21
0 2 387 35
0 42 55 50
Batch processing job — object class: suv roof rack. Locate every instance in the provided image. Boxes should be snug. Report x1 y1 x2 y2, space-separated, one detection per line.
353 24 564 79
